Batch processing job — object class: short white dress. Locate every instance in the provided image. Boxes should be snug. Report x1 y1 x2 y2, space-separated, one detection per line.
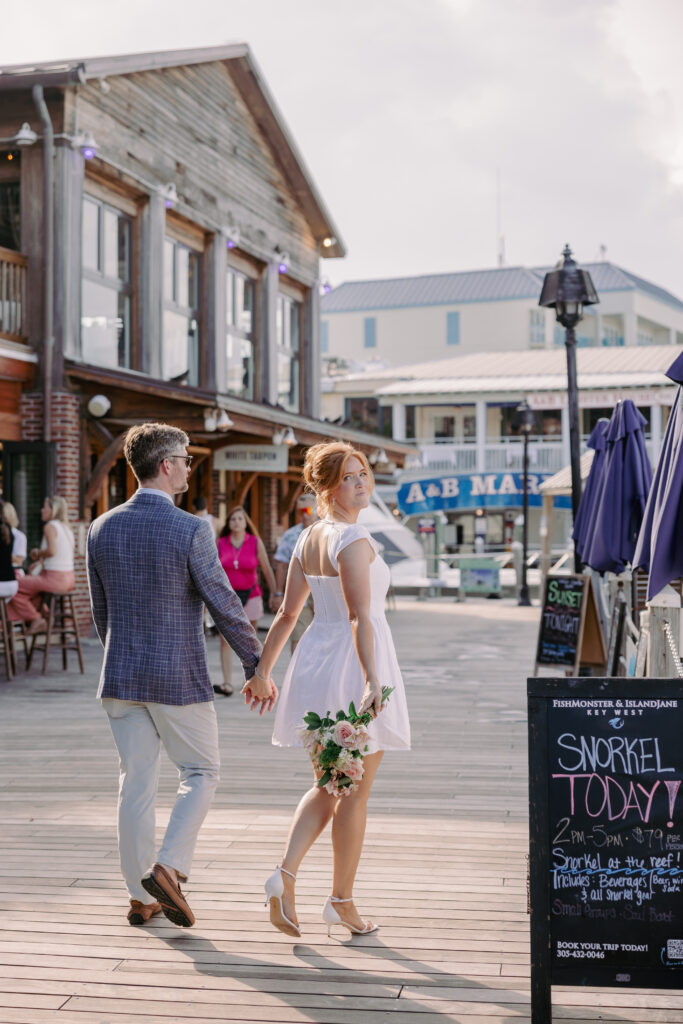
272 520 411 752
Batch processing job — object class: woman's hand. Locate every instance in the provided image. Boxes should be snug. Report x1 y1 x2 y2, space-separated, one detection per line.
358 678 383 718
29 548 41 562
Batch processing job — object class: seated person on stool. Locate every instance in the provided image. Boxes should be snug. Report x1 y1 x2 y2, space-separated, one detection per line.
0 502 18 603
7 496 75 634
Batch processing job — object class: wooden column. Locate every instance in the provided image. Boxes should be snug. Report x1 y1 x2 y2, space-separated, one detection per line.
54 140 85 370
20 145 45 350
303 281 320 419
204 230 226 391
258 261 279 404
137 192 165 377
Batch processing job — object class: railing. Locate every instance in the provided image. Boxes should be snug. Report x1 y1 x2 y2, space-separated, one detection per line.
413 437 566 475
484 441 565 474
0 246 28 343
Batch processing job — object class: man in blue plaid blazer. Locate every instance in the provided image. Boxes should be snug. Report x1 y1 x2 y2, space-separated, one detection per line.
87 423 275 928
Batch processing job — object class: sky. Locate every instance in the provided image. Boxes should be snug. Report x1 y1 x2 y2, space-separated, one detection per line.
3 0 683 296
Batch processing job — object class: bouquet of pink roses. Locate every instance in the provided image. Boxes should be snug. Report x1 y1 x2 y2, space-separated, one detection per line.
297 687 394 797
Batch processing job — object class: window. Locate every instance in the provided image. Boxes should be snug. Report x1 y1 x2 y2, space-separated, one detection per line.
529 309 545 348
553 324 564 347
344 397 391 437
0 180 20 251
602 324 623 346
321 320 329 354
163 237 201 385
637 328 655 346
277 294 301 412
363 316 376 349
81 196 133 368
226 267 255 399
446 311 460 346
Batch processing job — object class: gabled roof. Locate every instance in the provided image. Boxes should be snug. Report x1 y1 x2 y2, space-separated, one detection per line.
0 46 345 258
322 262 683 312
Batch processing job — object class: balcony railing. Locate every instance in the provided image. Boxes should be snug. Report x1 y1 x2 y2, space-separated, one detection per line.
412 437 567 476
0 246 28 343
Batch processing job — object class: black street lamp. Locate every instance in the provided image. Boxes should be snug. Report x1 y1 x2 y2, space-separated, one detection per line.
515 398 535 607
538 245 599 572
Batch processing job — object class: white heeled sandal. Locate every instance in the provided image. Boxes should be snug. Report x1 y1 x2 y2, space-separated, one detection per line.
264 866 300 938
322 895 379 937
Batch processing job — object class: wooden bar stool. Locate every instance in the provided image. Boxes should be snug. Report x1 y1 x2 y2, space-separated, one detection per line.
0 599 14 680
27 592 84 675
10 622 31 673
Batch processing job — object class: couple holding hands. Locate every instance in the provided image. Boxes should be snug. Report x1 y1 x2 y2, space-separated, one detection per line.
86 423 410 937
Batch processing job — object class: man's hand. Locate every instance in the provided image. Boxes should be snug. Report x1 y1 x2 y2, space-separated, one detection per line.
241 675 279 715
268 594 283 613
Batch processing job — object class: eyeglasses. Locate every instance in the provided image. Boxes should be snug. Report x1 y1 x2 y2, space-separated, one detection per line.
164 454 194 468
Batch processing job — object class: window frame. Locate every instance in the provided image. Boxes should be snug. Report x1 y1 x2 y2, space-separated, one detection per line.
225 259 258 401
363 316 377 349
162 234 203 387
276 290 303 414
81 190 135 370
446 310 460 346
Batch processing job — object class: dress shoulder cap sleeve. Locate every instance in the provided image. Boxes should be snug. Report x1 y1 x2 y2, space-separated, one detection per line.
328 522 378 570
290 526 309 565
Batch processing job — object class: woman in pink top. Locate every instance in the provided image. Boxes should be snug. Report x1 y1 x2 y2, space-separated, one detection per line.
215 505 277 696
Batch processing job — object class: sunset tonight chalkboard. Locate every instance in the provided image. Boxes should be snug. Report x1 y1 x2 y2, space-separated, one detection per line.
535 574 606 675
528 678 683 1022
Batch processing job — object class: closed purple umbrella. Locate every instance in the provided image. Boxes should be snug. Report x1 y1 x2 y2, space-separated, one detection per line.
572 418 609 562
582 399 652 575
633 353 683 598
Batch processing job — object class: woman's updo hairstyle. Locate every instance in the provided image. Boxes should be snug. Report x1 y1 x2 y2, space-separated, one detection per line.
302 441 373 518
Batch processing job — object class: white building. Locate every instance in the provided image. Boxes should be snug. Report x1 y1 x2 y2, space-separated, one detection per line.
321 262 683 368
322 345 679 554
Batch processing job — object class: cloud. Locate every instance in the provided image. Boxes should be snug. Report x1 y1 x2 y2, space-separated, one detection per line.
2 0 683 296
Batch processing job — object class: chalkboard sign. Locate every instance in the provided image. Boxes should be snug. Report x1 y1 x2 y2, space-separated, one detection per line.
535 574 606 675
528 678 683 1022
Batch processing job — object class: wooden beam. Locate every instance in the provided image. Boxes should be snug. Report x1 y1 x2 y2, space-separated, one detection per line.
235 471 258 507
84 431 128 508
278 479 302 519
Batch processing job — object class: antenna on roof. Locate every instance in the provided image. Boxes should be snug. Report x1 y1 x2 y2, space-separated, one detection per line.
597 243 607 261
496 168 505 267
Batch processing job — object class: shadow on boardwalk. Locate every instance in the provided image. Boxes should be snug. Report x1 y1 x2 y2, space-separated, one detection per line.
0 598 679 1021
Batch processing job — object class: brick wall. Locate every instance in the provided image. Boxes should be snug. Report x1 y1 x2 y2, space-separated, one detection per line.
20 391 93 635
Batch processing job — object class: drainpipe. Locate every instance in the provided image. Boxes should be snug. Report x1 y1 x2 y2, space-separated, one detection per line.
32 84 54 444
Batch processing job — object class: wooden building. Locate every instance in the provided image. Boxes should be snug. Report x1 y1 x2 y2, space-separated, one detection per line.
0 46 409 628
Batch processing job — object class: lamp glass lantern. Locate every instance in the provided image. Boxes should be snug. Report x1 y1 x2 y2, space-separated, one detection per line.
538 244 599 570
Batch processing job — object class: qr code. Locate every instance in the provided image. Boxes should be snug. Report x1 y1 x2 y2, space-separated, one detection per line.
667 940 683 959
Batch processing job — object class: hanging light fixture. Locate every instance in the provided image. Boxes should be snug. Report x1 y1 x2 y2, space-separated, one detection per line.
76 131 98 159
216 409 234 432
161 183 178 209
283 427 298 446
13 122 38 146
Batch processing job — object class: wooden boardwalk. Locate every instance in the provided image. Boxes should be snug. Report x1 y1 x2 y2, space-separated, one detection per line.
1 598 681 1023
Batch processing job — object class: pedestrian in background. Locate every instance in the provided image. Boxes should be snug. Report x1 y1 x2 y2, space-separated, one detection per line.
192 495 220 539
272 494 318 652
1 501 27 575
214 505 278 696
0 501 18 601
7 496 75 633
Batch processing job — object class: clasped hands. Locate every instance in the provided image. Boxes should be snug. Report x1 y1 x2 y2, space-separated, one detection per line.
241 670 278 716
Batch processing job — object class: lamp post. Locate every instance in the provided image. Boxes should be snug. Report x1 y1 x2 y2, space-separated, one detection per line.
515 398 535 606
538 245 599 572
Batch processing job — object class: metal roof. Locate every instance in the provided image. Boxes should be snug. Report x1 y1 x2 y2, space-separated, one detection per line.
321 261 683 313
0 46 345 259
337 343 683 385
377 371 672 398
539 451 595 496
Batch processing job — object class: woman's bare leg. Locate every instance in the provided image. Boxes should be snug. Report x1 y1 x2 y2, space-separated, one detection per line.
278 768 335 927
330 751 384 930
219 635 232 688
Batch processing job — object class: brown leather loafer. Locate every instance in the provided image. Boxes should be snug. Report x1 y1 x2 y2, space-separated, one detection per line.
141 863 195 928
127 899 162 926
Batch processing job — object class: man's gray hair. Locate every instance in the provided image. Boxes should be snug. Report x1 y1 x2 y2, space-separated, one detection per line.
124 423 190 483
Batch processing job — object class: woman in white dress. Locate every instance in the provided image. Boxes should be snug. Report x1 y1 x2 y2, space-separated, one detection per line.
242 441 410 938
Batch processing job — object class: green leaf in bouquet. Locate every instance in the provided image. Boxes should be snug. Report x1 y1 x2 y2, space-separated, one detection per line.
319 744 342 767
317 769 332 788
303 712 321 729
336 709 346 721
348 701 357 719
338 777 352 789
322 716 334 728
381 686 395 703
